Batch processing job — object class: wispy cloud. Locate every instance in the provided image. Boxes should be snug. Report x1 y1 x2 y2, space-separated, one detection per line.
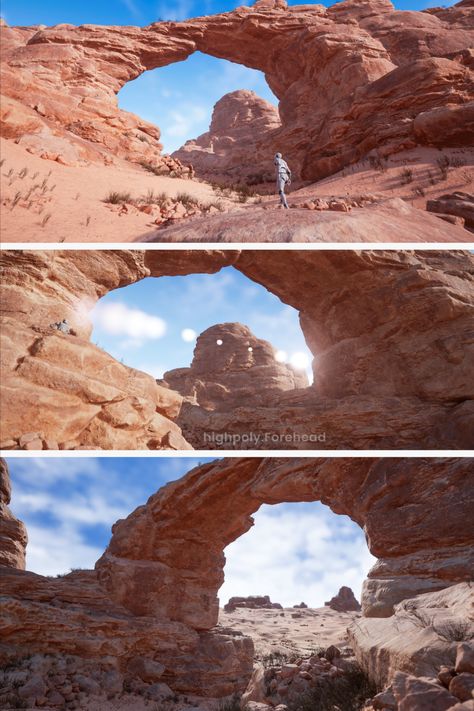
92 302 167 341
156 0 195 21
166 104 209 138
119 0 143 21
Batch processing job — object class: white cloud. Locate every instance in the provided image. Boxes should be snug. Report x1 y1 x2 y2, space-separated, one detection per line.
25 523 103 578
220 504 376 608
156 0 195 21
8 458 101 487
92 302 167 340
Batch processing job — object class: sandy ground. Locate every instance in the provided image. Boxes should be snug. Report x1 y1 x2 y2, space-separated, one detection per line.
0 139 224 243
2 139 471 243
219 605 360 660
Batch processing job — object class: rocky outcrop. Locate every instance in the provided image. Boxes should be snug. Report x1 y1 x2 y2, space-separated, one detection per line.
1 249 473 449
349 583 474 688
0 459 27 569
163 322 307 411
172 90 281 184
1 457 473 697
147 199 472 243
1 0 472 180
427 192 474 231
325 586 361 613
224 595 283 613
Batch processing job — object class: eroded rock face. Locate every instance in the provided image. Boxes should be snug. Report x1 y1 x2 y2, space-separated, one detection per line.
1 0 472 179
0 459 27 569
1 249 473 450
349 583 474 687
172 90 281 183
325 586 361 613
163 322 307 411
1 457 473 696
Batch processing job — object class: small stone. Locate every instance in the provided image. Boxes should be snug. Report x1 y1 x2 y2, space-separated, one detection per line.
47 690 66 706
18 432 41 447
145 682 174 701
450 673 474 702
19 674 47 701
280 664 298 679
127 657 165 683
325 646 341 661
372 688 397 709
456 644 474 674
101 669 123 695
75 675 100 694
438 666 456 688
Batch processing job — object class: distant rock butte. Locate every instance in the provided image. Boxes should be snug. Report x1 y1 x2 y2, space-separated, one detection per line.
224 595 283 612
1 249 473 450
172 90 281 183
1 457 473 696
0 0 472 180
163 322 308 411
325 586 362 612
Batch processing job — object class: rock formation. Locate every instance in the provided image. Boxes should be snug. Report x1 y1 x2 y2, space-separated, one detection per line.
172 90 281 184
325 586 361 613
0 458 27 569
1 456 473 697
1 0 472 180
163 322 307 411
1 249 473 449
349 583 474 688
224 595 283 613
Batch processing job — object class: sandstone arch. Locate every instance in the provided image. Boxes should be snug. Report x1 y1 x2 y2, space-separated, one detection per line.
1 456 473 695
1 0 472 180
1 249 472 449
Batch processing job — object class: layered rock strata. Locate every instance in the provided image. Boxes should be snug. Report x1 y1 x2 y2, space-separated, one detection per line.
1 249 473 450
1 0 472 180
1 457 473 695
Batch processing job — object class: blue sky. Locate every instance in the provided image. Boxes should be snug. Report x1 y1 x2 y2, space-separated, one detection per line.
2 0 456 152
90 266 314 381
7 457 375 606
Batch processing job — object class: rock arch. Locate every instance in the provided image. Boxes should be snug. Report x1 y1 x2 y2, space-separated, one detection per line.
1 456 473 695
2 0 472 178
0 249 472 449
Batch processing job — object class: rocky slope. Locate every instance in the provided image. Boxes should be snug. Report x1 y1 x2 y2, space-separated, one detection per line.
1 456 473 705
1 0 472 183
1 249 473 450
0 459 27 569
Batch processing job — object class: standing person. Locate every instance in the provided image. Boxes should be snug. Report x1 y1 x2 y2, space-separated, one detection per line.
274 152 291 209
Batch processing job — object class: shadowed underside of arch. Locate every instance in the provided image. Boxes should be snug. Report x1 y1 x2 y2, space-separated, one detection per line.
0 249 473 450
1 0 473 180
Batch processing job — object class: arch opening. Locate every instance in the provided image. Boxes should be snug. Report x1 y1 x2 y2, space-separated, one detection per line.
221 501 375 612
89 265 313 386
118 52 279 154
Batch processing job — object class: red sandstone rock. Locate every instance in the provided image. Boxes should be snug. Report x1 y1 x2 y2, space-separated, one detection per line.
1 249 473 450
0 458 27 569
427 192 474 230
392 671 459 710
325 586 361 612
349 584 474 687
224 595 283 612
163 323 307 411
1 456 473 697
1 0 473 181
172 90 281 184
